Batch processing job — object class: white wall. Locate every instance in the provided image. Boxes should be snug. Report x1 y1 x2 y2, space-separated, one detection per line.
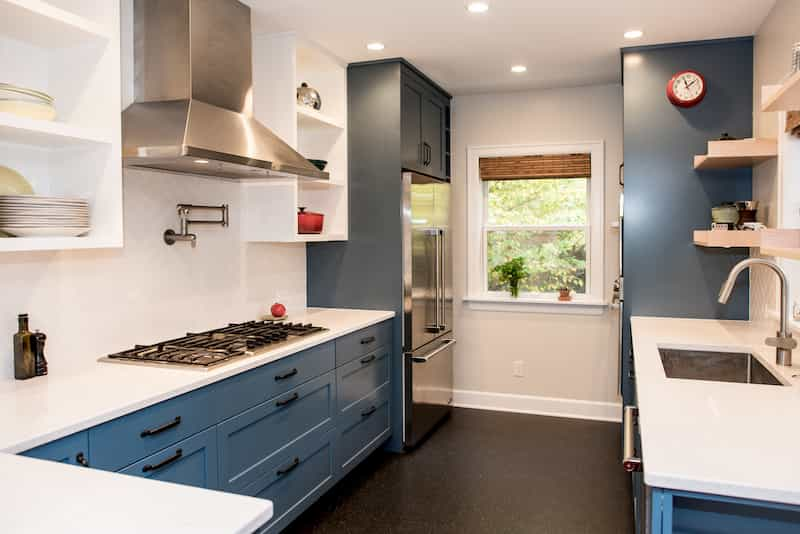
0 1 308 379
451 84 623 417
751 0 800 322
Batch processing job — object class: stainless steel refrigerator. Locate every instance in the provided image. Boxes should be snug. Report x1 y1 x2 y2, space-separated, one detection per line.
401 172 455 448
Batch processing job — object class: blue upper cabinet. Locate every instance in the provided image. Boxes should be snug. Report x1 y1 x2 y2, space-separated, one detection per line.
119 426 219 490
22 431 89 467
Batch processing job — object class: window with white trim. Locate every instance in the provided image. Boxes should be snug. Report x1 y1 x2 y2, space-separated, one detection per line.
466 142 605 306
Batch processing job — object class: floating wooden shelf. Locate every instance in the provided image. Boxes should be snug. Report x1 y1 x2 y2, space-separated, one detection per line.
761 71 800 113
0 112 112 148
760 247 800 260
0 0 110 47
297 106 345 130
694 229 800 250
693 138 777 170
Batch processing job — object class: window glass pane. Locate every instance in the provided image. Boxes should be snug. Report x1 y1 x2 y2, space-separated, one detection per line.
487 178 588 226
487 229 586 294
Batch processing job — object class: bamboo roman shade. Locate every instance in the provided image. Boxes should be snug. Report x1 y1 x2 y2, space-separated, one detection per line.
479 153 591 181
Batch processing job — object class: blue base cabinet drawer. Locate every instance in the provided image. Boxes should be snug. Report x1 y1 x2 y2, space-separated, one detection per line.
22 431 89 467
337 345 390 412
119 426 218 490
218 372 335 493
242 426 336 533
215 342 335 422
335 321 392 366
90 387 216 472
337 382 391 476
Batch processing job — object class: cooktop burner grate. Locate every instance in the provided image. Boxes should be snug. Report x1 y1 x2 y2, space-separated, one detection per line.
106 321 327 368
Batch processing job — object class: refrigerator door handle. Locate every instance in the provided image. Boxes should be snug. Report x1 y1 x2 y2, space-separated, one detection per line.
434 229 442 331
412 339 456 363
438 228 446 331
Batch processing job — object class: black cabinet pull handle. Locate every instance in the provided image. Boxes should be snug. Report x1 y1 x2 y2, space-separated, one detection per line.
75 452 89 467
140 416 181 438
360 354 376 365
275 392 299 407
360 336 376 345
361 405 377 418
142 449 183 473
275 368 298 381
276 457 300 476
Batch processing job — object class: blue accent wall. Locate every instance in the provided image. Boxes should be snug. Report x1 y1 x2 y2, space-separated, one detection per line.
622 38 753 404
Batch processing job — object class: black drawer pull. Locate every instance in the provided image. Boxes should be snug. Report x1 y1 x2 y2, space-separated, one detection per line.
75 452 89 467
361 405 377 418
276 457 300 476
142 449 183 473
360 336 376 345
275 392 299 407
140 416 181 438
360 354 376 365
274 368 298 381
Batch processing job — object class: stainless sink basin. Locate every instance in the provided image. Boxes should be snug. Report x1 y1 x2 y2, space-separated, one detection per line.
658 348 785 386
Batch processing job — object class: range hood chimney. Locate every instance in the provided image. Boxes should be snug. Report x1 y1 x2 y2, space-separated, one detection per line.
122 0 329 181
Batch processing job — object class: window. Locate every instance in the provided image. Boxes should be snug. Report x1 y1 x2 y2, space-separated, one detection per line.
466 142 605 312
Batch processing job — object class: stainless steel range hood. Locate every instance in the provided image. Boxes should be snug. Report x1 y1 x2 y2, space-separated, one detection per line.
122 0 329 181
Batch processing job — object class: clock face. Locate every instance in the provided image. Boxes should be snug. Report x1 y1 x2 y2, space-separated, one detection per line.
667 70 706 107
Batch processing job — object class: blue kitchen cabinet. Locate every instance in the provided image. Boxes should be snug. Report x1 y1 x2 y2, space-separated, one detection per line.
217 372 336 493
119 426 219 490
651 489 800 533
337 381 391 476
22 431 89 467
242 425 337 533
336 345 390 412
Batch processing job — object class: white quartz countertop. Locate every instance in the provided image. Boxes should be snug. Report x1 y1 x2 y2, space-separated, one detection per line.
631 316 800 505
0 453 273 533
0 308 394 453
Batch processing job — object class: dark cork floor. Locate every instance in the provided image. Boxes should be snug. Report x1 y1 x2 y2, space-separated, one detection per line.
284 407 633 534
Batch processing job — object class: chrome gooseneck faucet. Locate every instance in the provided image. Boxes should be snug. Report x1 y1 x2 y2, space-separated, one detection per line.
718 258 797 366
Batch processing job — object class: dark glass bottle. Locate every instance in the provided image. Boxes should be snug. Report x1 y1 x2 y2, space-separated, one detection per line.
13 314 36 380
33 330 48 376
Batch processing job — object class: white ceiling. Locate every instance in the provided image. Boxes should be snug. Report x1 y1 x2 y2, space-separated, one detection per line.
246 0 776 95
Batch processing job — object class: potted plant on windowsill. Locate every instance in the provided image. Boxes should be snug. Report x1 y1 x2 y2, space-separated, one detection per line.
493 257 529 298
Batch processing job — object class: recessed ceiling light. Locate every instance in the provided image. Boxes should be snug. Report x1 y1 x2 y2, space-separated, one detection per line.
511 65 527 73
467 2 489 13
367 42 385 51
624 29 644 40
194 159 209 164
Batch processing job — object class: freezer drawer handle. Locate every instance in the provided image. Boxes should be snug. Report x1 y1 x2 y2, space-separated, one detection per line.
622 405 642 472
274 368 298 381
140 416 181 438
360 336 376 345
275 392 300 407
276 457 300 476
361 405 377 418
412 339 456 363
360 354 376 365
142 448 183 473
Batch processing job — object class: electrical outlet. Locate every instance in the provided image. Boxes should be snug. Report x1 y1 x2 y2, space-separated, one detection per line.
513 360 524 377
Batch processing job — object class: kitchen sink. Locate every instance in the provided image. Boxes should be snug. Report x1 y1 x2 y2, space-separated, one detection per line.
658 348 785 386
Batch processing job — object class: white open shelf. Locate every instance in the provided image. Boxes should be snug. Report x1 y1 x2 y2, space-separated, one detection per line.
0 0 111 48
244 33 348 243
297 105 345 130
761 72 800 113
0 0 122 252
0 112 112 148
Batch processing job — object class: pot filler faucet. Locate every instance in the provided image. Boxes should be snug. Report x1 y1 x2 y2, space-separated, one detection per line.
718 258 797 366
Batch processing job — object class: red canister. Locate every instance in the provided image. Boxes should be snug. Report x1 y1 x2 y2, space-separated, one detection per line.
298 207 324 234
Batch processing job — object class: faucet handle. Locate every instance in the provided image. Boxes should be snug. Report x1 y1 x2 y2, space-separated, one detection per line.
766 333 798 350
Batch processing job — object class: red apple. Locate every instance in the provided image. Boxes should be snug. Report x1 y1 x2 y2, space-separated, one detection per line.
270 302 286 318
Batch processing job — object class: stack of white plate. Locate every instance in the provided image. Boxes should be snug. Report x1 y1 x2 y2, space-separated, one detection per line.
0 83 56 121
0 195 90 237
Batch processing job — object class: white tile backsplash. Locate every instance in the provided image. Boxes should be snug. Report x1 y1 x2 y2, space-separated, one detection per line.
0 168 307 379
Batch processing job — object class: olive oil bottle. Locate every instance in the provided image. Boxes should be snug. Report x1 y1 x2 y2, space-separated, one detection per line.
13 314 36 380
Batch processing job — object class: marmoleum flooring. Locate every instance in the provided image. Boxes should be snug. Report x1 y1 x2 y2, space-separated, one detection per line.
284 408 633 534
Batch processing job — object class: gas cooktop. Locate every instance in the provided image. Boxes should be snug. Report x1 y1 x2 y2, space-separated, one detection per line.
101 321 327 369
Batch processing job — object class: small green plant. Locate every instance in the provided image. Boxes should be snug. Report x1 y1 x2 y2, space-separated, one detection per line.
492 257 529 298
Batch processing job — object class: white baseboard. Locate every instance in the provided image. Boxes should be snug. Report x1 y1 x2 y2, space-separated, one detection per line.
452 389 622 423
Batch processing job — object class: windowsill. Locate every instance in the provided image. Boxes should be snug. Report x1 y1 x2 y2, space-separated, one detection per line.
462 295 608 315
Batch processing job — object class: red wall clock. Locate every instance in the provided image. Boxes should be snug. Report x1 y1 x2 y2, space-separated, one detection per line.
666 70 707 108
